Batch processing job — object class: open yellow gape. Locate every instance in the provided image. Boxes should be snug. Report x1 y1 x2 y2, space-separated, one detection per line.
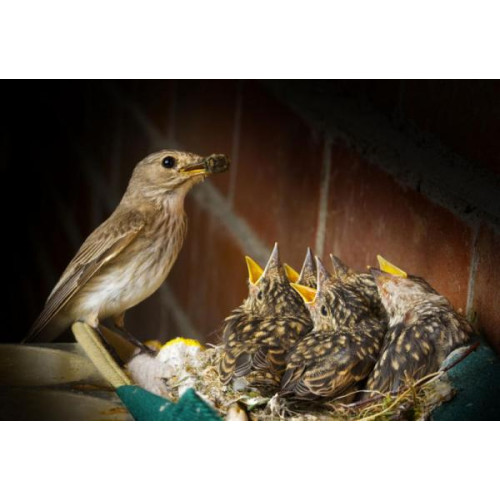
376 255 408 278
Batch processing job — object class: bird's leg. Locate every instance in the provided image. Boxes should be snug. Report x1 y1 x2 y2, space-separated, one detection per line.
111 313 155 354
94 323 125 368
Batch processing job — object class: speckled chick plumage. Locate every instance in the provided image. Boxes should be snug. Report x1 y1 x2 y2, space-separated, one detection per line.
280 258 386 400
330 255 388 323
365 270 475 395
219 244 313 387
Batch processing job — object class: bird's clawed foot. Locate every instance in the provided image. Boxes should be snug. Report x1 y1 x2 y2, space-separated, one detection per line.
109 322 155 355
94 324 126 368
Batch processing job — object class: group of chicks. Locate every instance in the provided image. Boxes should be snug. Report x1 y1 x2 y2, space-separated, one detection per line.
218 244 475 402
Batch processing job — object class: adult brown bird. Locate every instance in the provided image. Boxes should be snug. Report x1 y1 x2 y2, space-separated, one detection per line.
25 150 229 348
364 269 475 395
219 243 312 387
280 258 386 400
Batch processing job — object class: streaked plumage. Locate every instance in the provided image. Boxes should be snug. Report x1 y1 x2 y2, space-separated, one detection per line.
330 255 387 322
281 258 386 400
365 270 475 395
219 243 312 386
26 150 229 344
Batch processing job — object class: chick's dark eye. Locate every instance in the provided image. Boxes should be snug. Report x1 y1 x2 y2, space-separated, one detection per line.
257 291 263 301
162 156 176 168
321 305 328 316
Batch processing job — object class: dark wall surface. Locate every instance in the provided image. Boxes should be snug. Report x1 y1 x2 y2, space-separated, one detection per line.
3 80 499 352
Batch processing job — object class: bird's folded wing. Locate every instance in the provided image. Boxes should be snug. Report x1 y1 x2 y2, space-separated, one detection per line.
25 211 145 342
281 335 375 399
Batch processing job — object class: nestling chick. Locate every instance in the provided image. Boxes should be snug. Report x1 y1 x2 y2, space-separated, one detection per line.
284 247 317 288
365 269 475 395
280 258 386 400
330 255 387 323
219 243 312 386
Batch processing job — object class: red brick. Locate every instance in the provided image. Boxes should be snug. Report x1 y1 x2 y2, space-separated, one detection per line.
175 80 239 197
472 225 500 353
234 82 324 266
324 141 473 312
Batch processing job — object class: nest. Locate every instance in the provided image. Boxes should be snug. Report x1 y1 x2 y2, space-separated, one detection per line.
139 344 473 421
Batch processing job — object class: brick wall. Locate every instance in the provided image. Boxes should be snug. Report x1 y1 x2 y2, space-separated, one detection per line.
7 81 500 353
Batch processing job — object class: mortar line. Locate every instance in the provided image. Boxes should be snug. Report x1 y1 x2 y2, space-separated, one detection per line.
192 182 271 263
314 136 332 257
465 221 481 319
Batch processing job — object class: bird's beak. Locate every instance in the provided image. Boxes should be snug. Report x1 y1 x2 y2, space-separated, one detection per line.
291 283 317 304
245 256 264 285
299 247 316 280
377 255 408 278
315 257 332 288
284 263 300 283
330 254 350 279
262 242 281 277
179 154 230 176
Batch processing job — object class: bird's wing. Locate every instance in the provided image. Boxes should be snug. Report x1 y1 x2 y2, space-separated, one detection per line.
281 330 377 399
25 211 145 342
219 316 306 384
366 320 438 394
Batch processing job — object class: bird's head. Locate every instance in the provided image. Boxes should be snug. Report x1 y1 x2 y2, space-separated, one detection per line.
370 269 438 322
290 257 339 330
244 243 307 317
126 150 230 202
332 254 385 318
291 257 370 330
330 254 355 281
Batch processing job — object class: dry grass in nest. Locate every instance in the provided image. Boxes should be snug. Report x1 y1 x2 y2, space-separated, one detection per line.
152 343 476 421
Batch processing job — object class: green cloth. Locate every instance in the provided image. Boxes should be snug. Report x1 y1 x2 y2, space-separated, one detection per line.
117 341 499 421
432 340 500 421
116 386 222 421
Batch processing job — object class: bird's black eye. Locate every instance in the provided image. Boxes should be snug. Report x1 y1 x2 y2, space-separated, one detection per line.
321 305 328 316
257 291 263 301
162 156 176 168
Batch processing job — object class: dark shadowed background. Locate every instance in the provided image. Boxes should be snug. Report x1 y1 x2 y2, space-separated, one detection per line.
3 80 500 353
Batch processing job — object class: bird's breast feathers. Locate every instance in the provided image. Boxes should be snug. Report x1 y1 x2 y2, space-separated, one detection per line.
76 211 187 319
